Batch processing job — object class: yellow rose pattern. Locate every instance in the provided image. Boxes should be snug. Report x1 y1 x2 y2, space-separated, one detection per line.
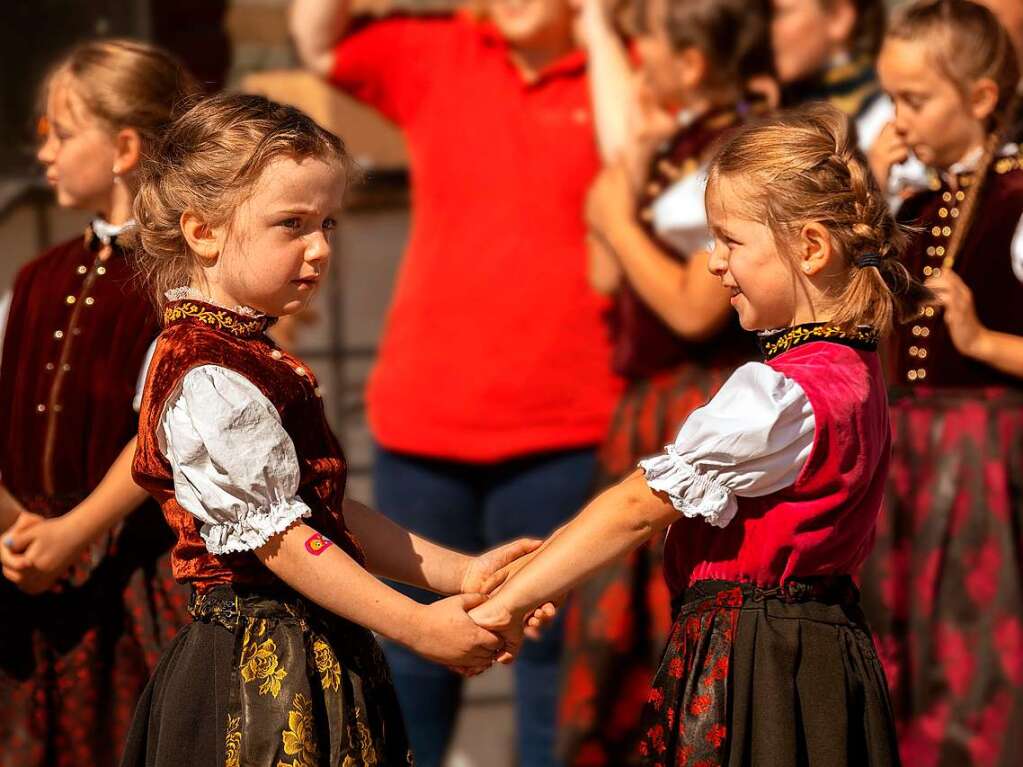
206 597 411 767
239 622 288 699
277 692 318 767
313 637 342 693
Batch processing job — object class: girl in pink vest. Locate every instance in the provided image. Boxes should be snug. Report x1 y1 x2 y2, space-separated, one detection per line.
471 103 926 766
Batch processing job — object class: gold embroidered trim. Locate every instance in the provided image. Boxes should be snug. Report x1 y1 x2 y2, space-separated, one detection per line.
760 324 879 360
163 301 267 337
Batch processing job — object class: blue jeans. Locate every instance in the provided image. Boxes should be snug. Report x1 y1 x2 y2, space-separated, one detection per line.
373 445 598 767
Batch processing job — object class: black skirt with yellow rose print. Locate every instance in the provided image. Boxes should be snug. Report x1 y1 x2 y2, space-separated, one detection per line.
120 585 413 767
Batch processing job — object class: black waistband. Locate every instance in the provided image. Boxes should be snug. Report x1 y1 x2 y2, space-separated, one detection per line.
672 576 859 616
188 584 310 629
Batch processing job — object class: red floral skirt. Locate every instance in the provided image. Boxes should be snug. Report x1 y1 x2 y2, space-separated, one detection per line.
639 578 899 767
559 360 743 766
859 387 1023 767
0 502 188 767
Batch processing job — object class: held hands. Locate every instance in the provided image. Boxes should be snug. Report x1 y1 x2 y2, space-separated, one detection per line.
0 511 83 594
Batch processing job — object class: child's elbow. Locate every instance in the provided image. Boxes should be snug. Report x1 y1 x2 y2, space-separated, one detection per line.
616 472 675 539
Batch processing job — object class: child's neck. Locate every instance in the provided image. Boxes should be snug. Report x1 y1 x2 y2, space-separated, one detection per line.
96 182 136 226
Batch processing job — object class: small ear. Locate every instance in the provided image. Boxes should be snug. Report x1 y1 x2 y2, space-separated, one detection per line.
797 222 835 276
676 46 709 94
969 77 1001 124
180 211 222 260
112 127 142 176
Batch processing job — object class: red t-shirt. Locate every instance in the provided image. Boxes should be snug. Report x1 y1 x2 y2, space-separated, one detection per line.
330 13 621 462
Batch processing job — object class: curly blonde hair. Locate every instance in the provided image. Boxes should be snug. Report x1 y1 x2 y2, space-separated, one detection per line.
134 93 355 311
707 102 929 333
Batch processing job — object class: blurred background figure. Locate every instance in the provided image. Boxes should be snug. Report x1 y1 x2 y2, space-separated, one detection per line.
858 2 1023 765
771 0 889 149
557 0 773 764
0 40 198 767
289 1 622 765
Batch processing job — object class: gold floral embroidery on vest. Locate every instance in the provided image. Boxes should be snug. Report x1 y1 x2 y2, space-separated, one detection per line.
164 301 267 337
239 621 287 698
312 637 342 692
760 324 879 360
278 692 318 767
224 714 242 767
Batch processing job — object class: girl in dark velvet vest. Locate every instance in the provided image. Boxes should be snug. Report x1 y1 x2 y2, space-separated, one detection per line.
120 93 551 767
558 2 770 763
859 4 1023 765
0 41 199 767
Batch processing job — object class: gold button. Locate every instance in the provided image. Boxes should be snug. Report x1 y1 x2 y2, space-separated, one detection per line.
926 247 936 256
65 295 76 305
54 330 64 340
918 349 928 359
72 327 81 336
912 325 923 336
917 368 927 380
920 327 930 338
923 266 933 276
908 370 918 381
931 226 942 237
96 266 106 275
942 192 953 202
76 265 87 275
62 363 71 372
909 346 919 357
924 306 936 317
270 349 283 360
950 208 959 218
932 268 941 278
84 297 95 306
942 226 952 237
294 366 306 376
936 246 946 256
45 362 54 371
956 190 966 201
938 208 948 218
53 404 62 413
36 404 46 413
314 387 322 398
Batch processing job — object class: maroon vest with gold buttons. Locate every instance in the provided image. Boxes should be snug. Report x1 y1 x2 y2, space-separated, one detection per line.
132 299 364 592
893 151 1023 389
0 230 159 514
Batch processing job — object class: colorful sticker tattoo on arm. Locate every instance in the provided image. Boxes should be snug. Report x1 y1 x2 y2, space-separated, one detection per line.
304 532 334 556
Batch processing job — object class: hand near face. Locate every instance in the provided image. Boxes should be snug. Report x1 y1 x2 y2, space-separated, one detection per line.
868 122 910 191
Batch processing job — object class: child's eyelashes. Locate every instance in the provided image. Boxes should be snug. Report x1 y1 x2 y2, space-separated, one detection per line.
278 217 302 230
322 218 337 232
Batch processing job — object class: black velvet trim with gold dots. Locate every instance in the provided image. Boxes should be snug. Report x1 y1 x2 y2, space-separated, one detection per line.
757 323 879 361
163 300 270 338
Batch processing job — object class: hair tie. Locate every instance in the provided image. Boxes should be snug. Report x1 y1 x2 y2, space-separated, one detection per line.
856 253 882 269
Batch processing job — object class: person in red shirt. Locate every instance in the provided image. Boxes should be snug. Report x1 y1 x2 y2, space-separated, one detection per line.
290 2 622 765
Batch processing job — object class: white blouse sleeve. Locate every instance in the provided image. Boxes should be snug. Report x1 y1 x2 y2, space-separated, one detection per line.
133 338 158 413
639 362 816 528
1010 213 1023 284
650 167 712 257
158 365 312 555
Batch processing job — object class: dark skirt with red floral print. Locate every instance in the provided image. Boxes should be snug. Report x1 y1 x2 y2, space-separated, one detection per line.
638 577 899 767
0 501 188 767
859 387 1023 767
559 360 747 767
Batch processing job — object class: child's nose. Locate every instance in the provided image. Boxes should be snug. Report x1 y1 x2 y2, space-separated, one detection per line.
706 245 727 277
306 232 331 263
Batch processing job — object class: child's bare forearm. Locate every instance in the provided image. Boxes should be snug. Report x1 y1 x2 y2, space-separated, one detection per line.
256 521 423 647
494 472 676 615
64 439 148 544
341 499 470 595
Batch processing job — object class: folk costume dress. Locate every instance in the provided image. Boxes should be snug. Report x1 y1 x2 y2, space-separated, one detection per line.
558 107 756 767
859 146 1023 767
634 325 899 767
0 222 187 767
120 294 411 767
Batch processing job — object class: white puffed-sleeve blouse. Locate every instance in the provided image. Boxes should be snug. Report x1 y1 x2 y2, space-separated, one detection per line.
639 362 817 528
